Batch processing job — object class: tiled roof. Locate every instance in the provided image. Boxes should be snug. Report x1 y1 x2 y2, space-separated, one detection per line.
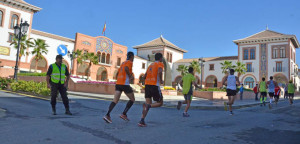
31 29 75 43
233 29 299 48
133 36 187 53
1 0 42 13
175 56 238 63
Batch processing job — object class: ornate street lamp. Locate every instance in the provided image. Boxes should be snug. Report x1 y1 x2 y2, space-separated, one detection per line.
67 50 78 74
198 58 205 89
13 19 29 81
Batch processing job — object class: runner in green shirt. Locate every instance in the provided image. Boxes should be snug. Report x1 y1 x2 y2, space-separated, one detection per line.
177 67 200 117
288 80 296 105
258 77 268 106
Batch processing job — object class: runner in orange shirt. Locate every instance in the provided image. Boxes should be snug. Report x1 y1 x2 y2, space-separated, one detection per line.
103 52 135 123
138 53 164 127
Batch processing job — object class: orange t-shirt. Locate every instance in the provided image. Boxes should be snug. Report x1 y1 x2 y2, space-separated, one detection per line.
116 60 133 85
145 61 164 86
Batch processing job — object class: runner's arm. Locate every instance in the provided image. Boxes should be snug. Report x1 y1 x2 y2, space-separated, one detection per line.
158 67 163 84
179 80 183 87
193 81 200 88
124 66 133 79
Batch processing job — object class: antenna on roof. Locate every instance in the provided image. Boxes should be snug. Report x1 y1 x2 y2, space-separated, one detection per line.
266 24 269 30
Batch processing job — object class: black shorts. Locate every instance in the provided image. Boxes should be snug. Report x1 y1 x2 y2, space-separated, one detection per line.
115 85 133 94
261 92 267 96
288 93 294 98
274 95 279 99
226 89 237 96
269 92 274 97
145 85 163 102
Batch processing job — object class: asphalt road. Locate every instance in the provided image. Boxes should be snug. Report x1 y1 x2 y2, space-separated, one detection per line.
0 91 299 144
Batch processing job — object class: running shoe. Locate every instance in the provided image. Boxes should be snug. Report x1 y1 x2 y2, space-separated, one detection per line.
183 113 190 117
103 115 112 123
177 101 182 110
120 114 130 121
138 121 147 127
230 111 234 115
65 110 72 115
263 101 266 106
224 102 228 111
268 103 272 109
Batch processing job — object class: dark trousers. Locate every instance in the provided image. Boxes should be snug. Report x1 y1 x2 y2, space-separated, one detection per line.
50 83 69 109
255 93 258 100
240 92 243 100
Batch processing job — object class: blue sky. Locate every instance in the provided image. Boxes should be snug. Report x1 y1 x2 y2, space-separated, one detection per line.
26 0 300 63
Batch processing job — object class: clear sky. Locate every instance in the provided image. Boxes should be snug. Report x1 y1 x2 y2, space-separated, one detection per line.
26 0 300 64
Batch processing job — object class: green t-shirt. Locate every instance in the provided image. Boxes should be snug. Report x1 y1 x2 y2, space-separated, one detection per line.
288 83 295 94
259 81 267 92
182 73 196 94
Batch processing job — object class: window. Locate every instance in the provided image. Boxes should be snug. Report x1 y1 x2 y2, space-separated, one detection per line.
101 53 106 63
246 63 252 72
0 10 3 27
244 77 254 88
10 14 18 29
209 64 214 71
106 53 110 64
250 49 255 59
280 48 285 58
166 52 172 62
142 63 145 69
273 48 278 58
8 33 14 42
117 57 121 66
170 53 172 62
243 49 248 60
276 62 282 72
167 53 169 62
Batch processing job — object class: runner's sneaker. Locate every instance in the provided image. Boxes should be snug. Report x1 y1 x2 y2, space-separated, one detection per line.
138 121 147 127
183 113 190 117
230 111 234 115
224 102 228 111
120 114 130 121
103 115 112 123
177 101 182 110
268 103 272 109
263 101 266 106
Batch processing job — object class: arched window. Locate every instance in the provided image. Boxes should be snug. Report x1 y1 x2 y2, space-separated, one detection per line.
244 77 254 88
0 10 3 26
101 53 106 63
106 53 110 64
10 14 18 29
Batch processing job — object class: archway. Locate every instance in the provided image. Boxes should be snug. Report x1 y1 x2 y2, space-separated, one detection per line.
30 56 48 72
273 73 288 87
100 71 107 81
244 77 255 88
76 63 88 76
96 66 107 81
205 75 218 87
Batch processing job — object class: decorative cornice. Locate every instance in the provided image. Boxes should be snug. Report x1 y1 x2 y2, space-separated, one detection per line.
0 0 42 13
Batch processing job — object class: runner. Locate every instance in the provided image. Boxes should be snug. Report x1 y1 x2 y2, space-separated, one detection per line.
138 53 164 127
103 52 135 123
253 84 259 101
258 77 268 107
267 76 277 109
222 69 240 115
176 67 200 117
274 85 281 106
288 80 295 105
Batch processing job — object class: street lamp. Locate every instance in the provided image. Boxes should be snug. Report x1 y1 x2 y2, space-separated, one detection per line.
13 19 29 81
198 58 205 89
67 50 78 75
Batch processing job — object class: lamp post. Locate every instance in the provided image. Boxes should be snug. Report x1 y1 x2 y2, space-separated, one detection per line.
67 50 78 75
198 58 205 89
13 19 29 81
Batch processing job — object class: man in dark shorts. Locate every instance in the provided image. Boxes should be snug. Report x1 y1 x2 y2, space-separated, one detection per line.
288 80 295 105
223 69 240 115
103 52 135 123
138 53 164 127
259 77 268 106
274 86 281 106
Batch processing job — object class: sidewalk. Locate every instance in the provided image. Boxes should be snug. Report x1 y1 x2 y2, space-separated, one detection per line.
68 91 292 110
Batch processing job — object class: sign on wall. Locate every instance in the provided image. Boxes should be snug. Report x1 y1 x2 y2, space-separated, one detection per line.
57 45 68 56
0 46 10 56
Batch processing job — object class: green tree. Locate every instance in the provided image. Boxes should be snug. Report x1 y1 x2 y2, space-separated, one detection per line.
234 61 247 77
82 52 98 79
10 35 34 67
31 39 49 72
176 64 188 76
220 60 235 75
189 60 201 74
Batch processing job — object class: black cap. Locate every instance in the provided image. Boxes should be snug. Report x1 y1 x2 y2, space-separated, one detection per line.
56 55 63 59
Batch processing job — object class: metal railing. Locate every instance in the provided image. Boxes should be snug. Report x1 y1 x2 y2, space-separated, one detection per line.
273 67 284 72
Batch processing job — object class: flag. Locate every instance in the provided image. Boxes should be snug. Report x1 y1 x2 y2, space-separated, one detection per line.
102 22 106 36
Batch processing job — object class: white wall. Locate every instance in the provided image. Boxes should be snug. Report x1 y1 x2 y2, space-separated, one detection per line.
0 4 32 62
132 57 148 79
164 47 184 69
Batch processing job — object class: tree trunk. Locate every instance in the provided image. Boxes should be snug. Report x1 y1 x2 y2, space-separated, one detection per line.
35 59 38 72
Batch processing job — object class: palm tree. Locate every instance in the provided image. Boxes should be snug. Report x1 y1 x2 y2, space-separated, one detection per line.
10 35 34 67
189 60 201 74
31 39 49 72
234 61 247 77
176 65 188 76
82 52 98 79
220 60 235 75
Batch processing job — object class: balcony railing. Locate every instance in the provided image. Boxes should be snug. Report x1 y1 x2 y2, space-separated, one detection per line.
273 67 285 72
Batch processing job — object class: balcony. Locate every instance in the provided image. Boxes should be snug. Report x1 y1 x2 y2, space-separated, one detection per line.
246 68 254 73
273 67 285 72
98 61 112 66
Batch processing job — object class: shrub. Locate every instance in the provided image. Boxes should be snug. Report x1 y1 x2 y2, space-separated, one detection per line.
164 86 175 90
18 72 47 76
0 77 13 90
199 87 226 92
10 80 50 96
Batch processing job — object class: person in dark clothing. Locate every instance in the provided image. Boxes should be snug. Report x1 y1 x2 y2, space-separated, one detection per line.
46 55 72 115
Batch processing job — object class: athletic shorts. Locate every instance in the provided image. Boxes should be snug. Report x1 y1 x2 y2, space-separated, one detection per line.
226 89 237 96
274 95 279 99
268 92 274 97
145 85 163 102
260 92 267 96
115 85 133 94
184 94 193 101
288 93 294 98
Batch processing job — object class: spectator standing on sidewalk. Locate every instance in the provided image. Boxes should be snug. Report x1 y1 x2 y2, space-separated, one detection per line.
284 83 288 99
253 84 259 101
240 84 244 100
